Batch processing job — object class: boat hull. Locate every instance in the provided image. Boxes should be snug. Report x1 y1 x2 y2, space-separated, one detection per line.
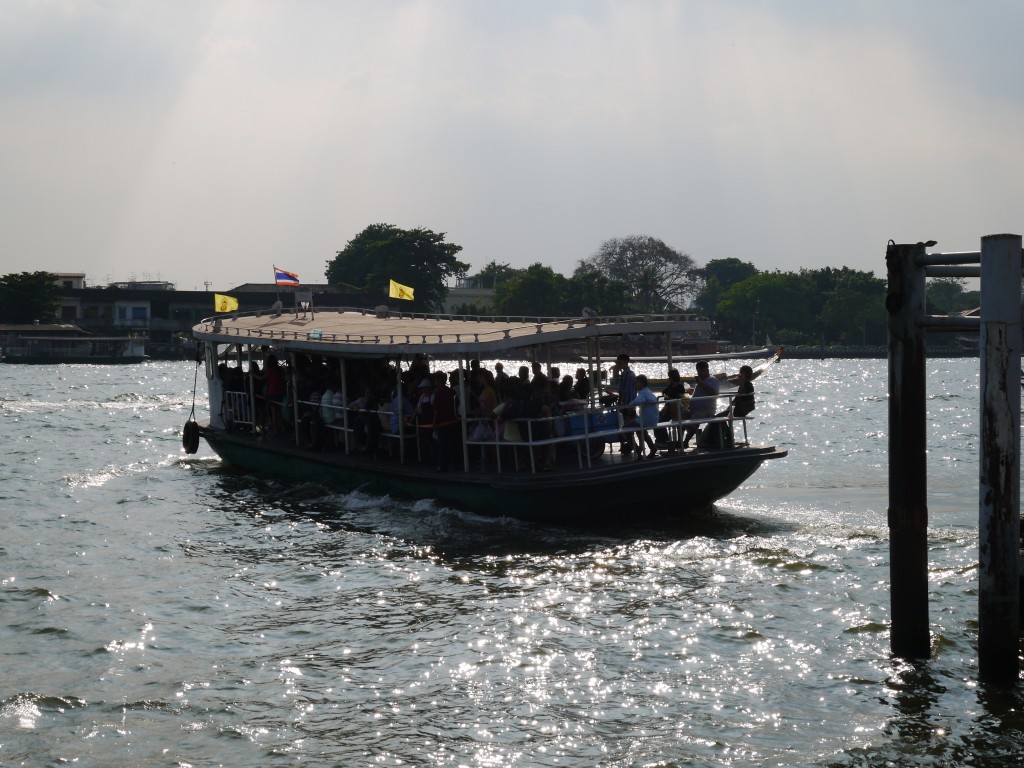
199 427 786 524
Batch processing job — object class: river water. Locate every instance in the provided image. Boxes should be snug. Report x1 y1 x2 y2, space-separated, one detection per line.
1 358 1021 767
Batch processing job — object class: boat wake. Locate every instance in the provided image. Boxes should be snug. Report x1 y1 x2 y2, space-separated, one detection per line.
1 393 193 414
65 454 187 488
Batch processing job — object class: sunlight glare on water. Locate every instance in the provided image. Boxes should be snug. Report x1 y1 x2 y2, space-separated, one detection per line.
0 358 1021 766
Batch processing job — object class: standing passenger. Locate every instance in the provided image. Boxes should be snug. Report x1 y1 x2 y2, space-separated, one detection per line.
414 378 435 464
259 354 287 435
517 365 530 390
431 371 459 472
530 361 548 392
616 353 636 454
494 362 510 397
628 374 659 458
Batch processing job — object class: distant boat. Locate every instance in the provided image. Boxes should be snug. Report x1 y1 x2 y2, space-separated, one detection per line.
184 306 786 524
955 335 979 353
598 347 775 364
1 332 147 364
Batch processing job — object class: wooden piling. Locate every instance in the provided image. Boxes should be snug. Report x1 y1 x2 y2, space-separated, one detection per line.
978 233 1022 685
885 241 931 658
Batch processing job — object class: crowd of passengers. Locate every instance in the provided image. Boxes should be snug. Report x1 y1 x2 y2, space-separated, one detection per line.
216 348 755 470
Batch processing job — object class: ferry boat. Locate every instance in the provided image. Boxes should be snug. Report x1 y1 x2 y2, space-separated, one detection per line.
183 305 787 524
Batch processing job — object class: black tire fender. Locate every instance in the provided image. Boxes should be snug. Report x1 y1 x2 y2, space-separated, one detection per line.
182 420 200 454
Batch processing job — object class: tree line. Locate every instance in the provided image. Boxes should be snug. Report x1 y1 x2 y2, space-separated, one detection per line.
4 226 980 346
441 239 978 347
463 254 895 346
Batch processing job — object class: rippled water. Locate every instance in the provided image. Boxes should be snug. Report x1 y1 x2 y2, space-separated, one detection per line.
1 359 1021 767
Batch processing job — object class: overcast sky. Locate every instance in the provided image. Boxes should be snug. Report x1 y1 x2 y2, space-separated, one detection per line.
3 0 1023 292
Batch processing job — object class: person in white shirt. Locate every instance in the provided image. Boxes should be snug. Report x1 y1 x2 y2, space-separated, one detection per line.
683 360 720 449
628 374 659 458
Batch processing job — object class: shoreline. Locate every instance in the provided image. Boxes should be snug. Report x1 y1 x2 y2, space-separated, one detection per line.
496 344 977 364
720 344 977 360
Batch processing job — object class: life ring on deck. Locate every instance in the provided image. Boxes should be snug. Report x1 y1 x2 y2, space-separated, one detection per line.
299 412 324 450
182 420 200 454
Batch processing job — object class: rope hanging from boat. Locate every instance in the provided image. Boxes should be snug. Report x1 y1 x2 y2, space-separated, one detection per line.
182 350 201 455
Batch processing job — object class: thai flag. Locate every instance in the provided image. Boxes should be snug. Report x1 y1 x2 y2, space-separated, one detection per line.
274 266 300 286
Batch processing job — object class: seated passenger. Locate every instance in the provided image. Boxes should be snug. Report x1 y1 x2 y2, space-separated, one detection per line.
572 367 590 400
523 384 556 470
348 386 373 411
654 368 687 450
348 386 376 448
557 375 574 402
321 376 340 424
478 370 498 420
723 365 755 418
494 383 523 443
390 387 414 435
683 360 720 449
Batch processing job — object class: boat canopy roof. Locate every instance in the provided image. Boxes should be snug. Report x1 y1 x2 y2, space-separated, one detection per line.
192 306 713 359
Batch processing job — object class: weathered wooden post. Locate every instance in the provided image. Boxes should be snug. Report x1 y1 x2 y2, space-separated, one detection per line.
978 233 1022 685
886 241 931 658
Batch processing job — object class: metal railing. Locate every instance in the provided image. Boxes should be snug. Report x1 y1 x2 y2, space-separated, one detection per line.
279 393 751 475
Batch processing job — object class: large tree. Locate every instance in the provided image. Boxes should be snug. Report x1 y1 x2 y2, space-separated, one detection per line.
474 260 518 289
569 261 637 316
815 268 886 344
326 224 468 312
458 261 635 317
715 271 818 345
581 235 698 312
493 263 570 316
693 258 759 317
0 271 61 323
927 276 971 313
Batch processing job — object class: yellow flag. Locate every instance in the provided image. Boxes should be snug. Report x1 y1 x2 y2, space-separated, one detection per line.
389 279 414 301
214 293 239 312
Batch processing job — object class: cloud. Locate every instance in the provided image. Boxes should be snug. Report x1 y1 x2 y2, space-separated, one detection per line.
2 0 1024 291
